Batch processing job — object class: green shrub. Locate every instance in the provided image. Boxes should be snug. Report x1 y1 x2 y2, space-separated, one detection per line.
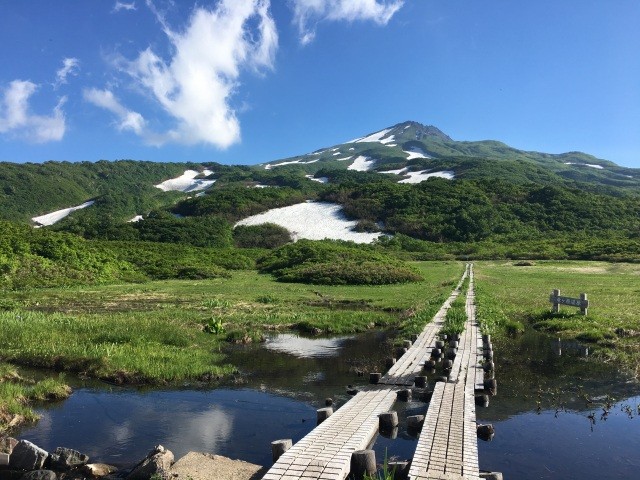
233 223 292 249
277 261 421 285
258 240 422 285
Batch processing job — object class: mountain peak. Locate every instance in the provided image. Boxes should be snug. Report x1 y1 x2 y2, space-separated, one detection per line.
391 121 452 142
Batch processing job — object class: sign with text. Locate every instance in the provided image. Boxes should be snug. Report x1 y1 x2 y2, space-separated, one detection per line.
549 289 588 315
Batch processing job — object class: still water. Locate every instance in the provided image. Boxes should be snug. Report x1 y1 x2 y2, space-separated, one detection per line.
16 330 640 478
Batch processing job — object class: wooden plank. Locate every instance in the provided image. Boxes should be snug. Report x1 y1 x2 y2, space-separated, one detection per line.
264 388 397 479
408 265 482 480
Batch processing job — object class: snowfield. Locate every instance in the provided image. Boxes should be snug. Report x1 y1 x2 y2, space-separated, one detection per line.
32 201 95 227
380 168 455 183
155 169 215 192
564 162 604 170
348 128 394 144
348 156 375 171
306 175 329 183
235 201 381 244
128 215 144 223
404 146 430 160
265 159 318 169
399 170 455 183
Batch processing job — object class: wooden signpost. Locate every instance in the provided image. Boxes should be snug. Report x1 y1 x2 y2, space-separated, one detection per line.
549 289 589 315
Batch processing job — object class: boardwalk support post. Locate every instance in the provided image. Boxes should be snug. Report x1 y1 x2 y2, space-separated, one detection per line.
477 424 495 441
350 449 376 480
484 378 498 396
317 407 333 424
271 439 292 462
424 359 436 371
414 375 427 388
407 415 424 430
369 372 381 384
397 389 412 402
379 411 399 430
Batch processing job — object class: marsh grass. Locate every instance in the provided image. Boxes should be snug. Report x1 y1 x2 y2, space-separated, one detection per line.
0 363 71 432
439 274 470 337
0 262 464 383
474 261 640 373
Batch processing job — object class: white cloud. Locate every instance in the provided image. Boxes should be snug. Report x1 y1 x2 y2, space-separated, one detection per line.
291 0 404 44
0 80 66 143
55 57 80 86
113 1 136 12
91 0 278 148
83 88 146 135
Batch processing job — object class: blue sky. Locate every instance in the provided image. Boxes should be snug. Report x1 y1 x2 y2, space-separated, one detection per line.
1 0 639 167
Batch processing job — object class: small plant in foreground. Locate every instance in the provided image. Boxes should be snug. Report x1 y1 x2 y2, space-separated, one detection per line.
204 317 225 335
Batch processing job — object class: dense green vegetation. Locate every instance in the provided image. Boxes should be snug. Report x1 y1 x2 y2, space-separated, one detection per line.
257 240 423 285
322 179 640 243
0 221 257 289
0 160 196 222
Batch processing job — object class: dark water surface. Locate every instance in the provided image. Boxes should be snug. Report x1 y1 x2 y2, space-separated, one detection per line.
16 330 640 478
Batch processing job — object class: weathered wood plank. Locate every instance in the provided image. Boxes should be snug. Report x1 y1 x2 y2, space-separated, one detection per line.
408 265 482 480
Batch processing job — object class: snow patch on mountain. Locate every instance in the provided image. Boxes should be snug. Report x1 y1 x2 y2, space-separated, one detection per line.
380 167 454 183
399 170 454 183
564 162 604 170
380 167 409 175
155 170 215 192
265 159 319 169
349 128 393 144
404 146 430 160
128 215 144 223
32 201 95 227
348 156 375 171
306 175 329 184
235 202 381 244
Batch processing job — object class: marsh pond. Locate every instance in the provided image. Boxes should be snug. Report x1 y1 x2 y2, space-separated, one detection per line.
16 329 640 479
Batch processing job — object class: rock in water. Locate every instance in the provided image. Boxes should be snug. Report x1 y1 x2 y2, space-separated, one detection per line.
9 440 49 470
21 470 58 480
82 463 118 477
126 445 174 480
0 436 18 454
51 447 89 469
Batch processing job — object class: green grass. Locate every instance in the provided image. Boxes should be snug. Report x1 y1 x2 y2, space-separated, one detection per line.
0 262 465 384
0 363 71 433
439 273 470 338
474 260 640 375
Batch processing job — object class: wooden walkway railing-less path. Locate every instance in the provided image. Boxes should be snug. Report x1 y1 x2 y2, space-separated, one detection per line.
262 266 470 480
408 265 482 480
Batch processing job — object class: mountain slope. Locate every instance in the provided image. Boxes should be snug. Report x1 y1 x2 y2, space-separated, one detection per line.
262 121 640 193
0 121 638 247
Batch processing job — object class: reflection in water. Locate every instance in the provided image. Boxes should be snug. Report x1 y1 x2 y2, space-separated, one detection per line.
263 333 354 358
15 329 640 479
18 389 316 467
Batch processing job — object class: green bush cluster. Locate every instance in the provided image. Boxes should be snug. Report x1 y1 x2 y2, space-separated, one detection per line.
233 223 292 249
257 240 422 285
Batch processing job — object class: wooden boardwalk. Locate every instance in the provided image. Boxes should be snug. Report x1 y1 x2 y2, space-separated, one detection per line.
408 265 482 480
262 389 397 480
262 265 475 480
379 268 468 387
